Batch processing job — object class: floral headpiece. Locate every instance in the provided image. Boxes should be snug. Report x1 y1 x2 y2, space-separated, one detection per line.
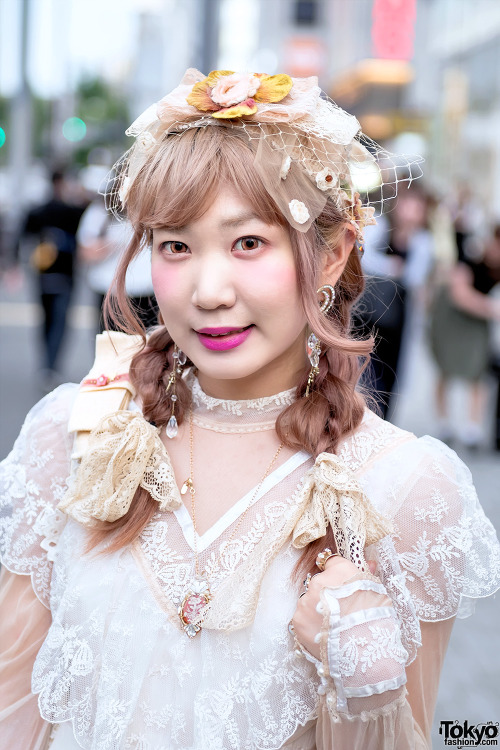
106 68 422 236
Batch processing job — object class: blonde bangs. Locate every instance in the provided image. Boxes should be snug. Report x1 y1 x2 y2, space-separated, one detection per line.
126 125 286 232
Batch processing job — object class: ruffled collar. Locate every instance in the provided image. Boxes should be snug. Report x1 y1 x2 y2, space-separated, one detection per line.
189 372 297 434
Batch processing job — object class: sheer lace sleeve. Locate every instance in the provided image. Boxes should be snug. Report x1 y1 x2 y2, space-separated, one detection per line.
312 574 454 749
0 384 77 606
379 436 500 621
0 385 77 749
312 433 499 749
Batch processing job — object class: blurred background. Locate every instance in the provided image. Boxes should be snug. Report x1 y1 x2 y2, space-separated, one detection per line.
0 0 499 743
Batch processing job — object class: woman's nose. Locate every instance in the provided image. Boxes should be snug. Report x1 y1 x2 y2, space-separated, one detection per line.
191 255 237 310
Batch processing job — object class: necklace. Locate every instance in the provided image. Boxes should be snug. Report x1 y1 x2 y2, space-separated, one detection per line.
178 409 284 638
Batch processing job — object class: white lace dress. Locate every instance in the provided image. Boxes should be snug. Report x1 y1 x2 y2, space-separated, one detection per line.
0 379 499 750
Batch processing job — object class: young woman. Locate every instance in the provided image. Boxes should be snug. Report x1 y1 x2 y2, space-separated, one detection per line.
1 69 499 750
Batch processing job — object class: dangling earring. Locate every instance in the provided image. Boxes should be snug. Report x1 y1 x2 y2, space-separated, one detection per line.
165 344 187 438
304 285 336 397
317 284 336 314
355 238 364 256
305 332 321 397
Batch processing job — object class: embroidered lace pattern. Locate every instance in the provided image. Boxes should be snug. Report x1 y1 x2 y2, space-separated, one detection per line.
0 385 76 607
358 435 500 621
1 382 499 749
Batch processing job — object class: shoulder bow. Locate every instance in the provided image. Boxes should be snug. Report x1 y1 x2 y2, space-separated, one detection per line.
58 411 181 526
292 452 393 568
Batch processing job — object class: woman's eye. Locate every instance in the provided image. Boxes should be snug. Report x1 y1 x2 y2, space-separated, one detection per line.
234 237 263 252
160 241 189 254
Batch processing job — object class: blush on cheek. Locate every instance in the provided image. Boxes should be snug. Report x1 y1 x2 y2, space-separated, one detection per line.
245 259 299 299
151 264 181 301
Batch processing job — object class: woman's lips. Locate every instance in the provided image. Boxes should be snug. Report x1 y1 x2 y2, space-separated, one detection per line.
196 325 254 351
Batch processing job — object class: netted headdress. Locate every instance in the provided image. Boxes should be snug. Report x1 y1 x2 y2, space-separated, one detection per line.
103 68 423 237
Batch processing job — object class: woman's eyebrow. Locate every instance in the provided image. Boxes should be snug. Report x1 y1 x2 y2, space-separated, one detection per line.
154 212 263 234
218 211 262 230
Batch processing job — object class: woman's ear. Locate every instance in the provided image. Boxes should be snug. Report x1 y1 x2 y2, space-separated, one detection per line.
320 223 356 286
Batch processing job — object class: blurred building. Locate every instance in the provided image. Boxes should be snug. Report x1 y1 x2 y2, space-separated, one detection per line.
128 0 223 120
3 0 500 225
251 0 500 223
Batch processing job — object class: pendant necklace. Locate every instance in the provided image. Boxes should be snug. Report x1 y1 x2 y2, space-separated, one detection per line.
178 408 284 638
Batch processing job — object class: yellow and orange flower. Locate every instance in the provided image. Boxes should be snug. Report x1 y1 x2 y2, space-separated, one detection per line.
186 70 293 119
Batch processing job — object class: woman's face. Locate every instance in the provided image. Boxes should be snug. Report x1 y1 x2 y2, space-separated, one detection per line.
151 188 308 399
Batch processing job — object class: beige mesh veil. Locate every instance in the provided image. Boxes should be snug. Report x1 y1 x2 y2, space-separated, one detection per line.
102 68 423 236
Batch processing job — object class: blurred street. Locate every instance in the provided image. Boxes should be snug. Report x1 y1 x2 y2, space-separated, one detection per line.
1 270 499 747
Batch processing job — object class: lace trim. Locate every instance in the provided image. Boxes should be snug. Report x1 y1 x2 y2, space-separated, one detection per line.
192 415 280 433
191 373 295 411
323 687 409 724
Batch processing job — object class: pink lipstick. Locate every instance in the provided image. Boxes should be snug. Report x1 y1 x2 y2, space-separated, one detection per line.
196 325 253 351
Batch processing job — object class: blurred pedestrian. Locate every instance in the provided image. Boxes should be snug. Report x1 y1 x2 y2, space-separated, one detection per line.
358 186 434 417
15 169 86 390
77 196 157 332
429 224 500 448
452 185 484 262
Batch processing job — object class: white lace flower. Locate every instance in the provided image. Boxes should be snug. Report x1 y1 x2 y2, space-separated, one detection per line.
315 167 336 191
280 156 291 180
289 199 310 224
118 176 131 206
136 131 156 151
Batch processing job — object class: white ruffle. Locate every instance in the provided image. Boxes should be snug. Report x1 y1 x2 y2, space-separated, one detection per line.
33 520 319 750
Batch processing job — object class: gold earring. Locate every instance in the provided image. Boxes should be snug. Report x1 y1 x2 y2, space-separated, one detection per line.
165 345 186 438
317 284 336 314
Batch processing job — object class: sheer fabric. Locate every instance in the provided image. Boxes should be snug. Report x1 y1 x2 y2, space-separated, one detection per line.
0 378 499 749
0 567 52 750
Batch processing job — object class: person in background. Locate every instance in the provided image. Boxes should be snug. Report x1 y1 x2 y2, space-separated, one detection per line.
77 194 157 333
430 224 500 448
358 186 434 418
452 185 485 262
15 169 87 390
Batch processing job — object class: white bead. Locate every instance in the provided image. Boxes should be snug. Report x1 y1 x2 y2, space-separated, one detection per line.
314 632 321 644
316 601 325 615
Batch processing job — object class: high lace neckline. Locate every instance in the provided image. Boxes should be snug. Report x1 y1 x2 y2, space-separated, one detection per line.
189 372 297 434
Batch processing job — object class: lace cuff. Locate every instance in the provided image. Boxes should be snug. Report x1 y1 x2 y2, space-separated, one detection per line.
313 575 409 721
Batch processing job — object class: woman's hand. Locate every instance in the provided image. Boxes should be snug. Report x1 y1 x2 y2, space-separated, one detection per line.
291 555 377 660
